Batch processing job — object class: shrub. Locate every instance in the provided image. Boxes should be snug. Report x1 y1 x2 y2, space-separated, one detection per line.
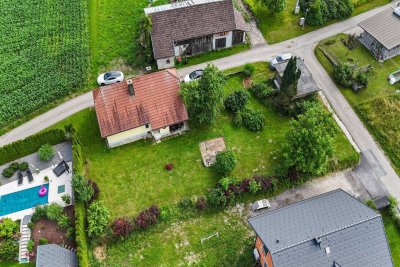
249 81 276 98
74 202 89 267
88 179 99 203
46 203 63 221
38 144 55 161
57 214 71 230
72 175 94 203
31 205 47 223
219 176 238 190
62 194 71 205
87 202 110 237
239 178 251 193
112 218 134 238
196 196 207 210
342 34 359 50
243 63 255 77
9 162 20 172
0 239 19 261
242 109 265 131
207 187 227 208
0 218 19 238
355 71 368 87
2 167 15 178
177 197 194 210
213 151 237 176
253 175 272 191
19 162 29 171
27 240 34 252
39 238 49 245
249 179 261 194
333 63 353 88
165 163 174 171
135 205 160 229
224 90 250 112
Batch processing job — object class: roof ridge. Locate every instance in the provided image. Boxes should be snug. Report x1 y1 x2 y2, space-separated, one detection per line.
270 214 382 254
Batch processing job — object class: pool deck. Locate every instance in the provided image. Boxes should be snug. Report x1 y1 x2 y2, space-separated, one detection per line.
0 162 73 220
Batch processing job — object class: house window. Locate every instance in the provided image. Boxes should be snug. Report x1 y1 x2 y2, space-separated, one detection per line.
166 59 170 64
58 185 65 194
145 124 149 128
215 38 226 49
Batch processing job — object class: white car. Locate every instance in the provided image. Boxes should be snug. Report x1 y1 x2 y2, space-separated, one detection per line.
97 71 124 86
184 69 204 83
251 199 271 212
269 53 293 70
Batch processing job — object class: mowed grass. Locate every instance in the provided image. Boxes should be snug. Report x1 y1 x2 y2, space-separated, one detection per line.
105 210 254 266
382 210 400 266
50 62 357 219
315 34 400 173
243 0 391 44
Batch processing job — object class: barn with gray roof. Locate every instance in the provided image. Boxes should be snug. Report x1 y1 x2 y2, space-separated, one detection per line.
248 189 393 267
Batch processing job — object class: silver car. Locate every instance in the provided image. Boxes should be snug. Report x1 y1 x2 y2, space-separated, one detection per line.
269 53 293 70
97 71 124 86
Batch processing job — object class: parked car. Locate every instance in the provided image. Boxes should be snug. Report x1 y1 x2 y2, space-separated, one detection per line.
97 71 124 86
184 69 204 83
269 53 293 70
251 199 271 212
389 69 400 85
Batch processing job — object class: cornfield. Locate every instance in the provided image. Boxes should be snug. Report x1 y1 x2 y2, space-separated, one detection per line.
0 0 89 127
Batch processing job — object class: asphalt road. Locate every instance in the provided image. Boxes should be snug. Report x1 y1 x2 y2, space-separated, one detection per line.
1 1 399 200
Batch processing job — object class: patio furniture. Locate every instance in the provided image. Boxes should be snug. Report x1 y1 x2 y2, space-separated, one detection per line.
18 172 23 185
53 161 70 177
27 169 34 182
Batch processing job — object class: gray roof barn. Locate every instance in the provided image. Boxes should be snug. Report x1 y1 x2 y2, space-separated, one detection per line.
274 58 320 98
36 244 77 267
359 8 400 50
145 0 249 59
248 189 394 267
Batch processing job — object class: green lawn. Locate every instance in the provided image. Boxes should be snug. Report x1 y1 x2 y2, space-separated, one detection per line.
0 262 34 267
243 0 391 44
382 210 400 266
315 34 400 173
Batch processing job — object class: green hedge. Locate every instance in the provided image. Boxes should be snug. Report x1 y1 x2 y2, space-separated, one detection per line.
0 129 65 165
75 202 89 267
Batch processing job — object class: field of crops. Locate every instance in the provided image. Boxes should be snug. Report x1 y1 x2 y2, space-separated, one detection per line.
0 0 88 127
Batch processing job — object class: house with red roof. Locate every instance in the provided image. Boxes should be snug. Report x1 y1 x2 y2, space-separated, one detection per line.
92 69 189 148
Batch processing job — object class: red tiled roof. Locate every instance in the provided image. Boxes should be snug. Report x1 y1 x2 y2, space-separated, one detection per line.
93 69 188 138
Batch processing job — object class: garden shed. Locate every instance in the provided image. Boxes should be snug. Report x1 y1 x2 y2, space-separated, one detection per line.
36 244 77 267
359 8 400 61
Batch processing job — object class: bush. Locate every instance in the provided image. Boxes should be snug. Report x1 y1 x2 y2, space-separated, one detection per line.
242 109 265 131
0 239 19 261
355 71 368 87
253 175 272 191
46 203 63 221
306 0 329 26
177 197 194 210
2 167 15 178
39 237 49 245
135 205 161 229
9 162 20 172
0 129 65 166
243 63 255 77
38 144 55 161
249 180 261 194
333 63 353 88
27 240 34 253
165 163 174 171
19 162 29 171
219 176 238 190
0 218 19 238
31 205 47 223
196 196 207 210
75 202 89 267
239 178 251 193
88 179 100 203
87 202 110 237
72 174 94 203
213 151 237 176
249 81 276 98
112 217 134 238
62 194 71 205
224 90 250 113
207 187 227 208
57 214 71 230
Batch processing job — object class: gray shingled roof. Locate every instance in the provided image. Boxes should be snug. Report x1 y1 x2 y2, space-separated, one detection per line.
359 8 400 50
248 189 394 267
275 58 320 98
147 0 249 59
36 244 77 267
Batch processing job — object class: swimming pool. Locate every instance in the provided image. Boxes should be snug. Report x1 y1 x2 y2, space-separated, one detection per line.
0 184 49 216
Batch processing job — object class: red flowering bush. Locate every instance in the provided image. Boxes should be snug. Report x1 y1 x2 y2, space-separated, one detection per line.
111 217 134 238
165 163 174 171
135 205 160 229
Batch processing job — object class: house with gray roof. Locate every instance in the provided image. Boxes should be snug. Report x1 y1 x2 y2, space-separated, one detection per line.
248 189 393 267
274 58 320 99
36 244 77 267
144 0 249 69
359 7 400 61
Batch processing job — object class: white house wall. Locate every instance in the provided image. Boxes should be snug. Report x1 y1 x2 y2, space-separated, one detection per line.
212 31 233 49
107 124 152 148
156 57 175 69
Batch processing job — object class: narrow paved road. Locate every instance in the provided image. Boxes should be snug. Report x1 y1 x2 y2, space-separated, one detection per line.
1 2 399 200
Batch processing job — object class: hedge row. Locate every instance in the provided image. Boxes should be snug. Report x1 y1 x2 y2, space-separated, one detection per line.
68 125 89 267
0 129 65 165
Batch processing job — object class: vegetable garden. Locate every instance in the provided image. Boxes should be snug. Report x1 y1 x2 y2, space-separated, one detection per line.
0 0 88 127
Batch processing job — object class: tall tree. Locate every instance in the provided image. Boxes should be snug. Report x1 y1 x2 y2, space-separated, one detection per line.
136 15 153 65
275 57 301 112
180 64 226 124
283 105 337 176
260 0 286 13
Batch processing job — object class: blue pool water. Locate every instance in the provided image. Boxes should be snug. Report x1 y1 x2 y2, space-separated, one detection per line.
0 184 49 216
